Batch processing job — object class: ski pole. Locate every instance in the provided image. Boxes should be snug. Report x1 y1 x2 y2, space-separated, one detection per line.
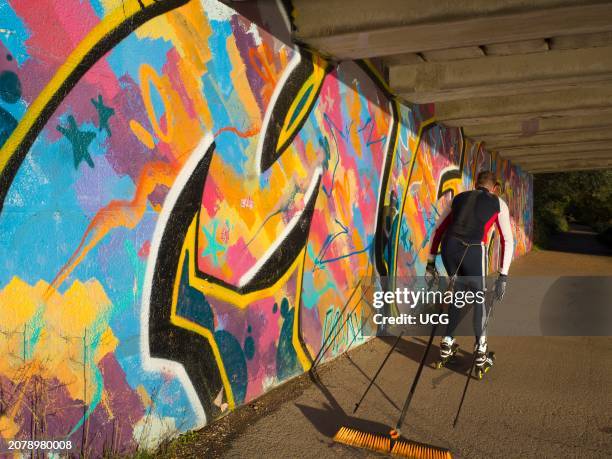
453 295 498 428
353 332 403 414
390 244 473 437
311 280 362 370
353 269 444 416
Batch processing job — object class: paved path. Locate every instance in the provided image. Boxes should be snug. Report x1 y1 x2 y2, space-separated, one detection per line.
171 233 612 458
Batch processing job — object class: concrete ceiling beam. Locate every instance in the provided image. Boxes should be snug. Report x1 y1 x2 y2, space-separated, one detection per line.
434 85 612 126
294 2 612 60
483 39 550 56
383 53 424 66
481 127 612 149
511 151 612 164
391 46 612 103
523 160 612 172
550 31 612 50
521 157 612 167
420 46 485 62
530 166 612 173
463 113 612 138
499 140 612 157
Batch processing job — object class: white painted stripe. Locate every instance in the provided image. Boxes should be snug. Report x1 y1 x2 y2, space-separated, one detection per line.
140 134 214 428
238 166 322 287
254 47 301 174
481 242 486 291
373 100 396 248
481 242 487 339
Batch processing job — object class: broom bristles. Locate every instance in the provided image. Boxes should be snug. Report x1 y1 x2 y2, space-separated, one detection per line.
334 426 390 453
333 426 451 458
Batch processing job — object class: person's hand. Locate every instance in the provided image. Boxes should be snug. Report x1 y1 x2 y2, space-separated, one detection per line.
425 259 439 287
494 273 507 301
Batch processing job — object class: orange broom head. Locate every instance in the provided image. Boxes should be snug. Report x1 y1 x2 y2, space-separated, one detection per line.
391 439 452 459
333 426 452 458
334 426 390 454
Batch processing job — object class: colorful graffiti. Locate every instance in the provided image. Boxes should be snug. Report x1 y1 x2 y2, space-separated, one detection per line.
0 0 533 455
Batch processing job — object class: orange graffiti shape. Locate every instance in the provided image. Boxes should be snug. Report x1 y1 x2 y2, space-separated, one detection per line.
47 161 178 295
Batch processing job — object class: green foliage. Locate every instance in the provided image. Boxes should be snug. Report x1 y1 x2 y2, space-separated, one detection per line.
533 170 612 247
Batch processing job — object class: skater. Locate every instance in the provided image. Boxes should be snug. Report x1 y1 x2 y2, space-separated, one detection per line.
493 180 502 196
425 171 513 375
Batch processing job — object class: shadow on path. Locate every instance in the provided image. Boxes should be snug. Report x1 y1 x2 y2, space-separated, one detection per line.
305 333 483 440
296 369 446 447
546 223 612 256
296 370 395 441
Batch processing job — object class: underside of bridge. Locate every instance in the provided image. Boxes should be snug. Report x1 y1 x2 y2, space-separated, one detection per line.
290 0 612 174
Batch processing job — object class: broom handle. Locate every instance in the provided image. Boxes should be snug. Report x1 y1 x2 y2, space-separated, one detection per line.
395 322 437 430
354 332 403 414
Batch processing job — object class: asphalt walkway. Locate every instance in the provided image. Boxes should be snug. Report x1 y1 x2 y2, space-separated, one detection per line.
168 230 612 458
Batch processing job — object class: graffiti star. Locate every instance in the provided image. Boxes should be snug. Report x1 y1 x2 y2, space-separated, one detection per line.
56 115 96 169
91 94 115 137
201 221 224 266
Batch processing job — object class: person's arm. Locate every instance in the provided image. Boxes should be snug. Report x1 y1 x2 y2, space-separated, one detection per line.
428 201 453 262
495 198 514 275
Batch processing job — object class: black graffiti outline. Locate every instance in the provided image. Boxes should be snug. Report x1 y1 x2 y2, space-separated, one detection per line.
0 0 190 214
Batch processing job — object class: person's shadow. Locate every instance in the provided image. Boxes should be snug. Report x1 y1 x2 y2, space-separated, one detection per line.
294 335 475 445
294 370 395 442
382 335 474 375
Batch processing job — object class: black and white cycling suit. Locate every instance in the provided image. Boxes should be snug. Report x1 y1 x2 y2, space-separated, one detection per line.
429 186 514 338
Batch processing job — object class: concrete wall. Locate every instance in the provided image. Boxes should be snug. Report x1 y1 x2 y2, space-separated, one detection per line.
0 0 532 454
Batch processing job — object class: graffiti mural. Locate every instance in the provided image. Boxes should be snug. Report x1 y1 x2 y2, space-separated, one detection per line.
0 0 533 454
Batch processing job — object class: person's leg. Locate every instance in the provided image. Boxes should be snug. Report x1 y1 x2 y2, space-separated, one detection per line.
460 243 490 367
445 280 465 338
474 299 487 348
440 236 466 357
471 243 487 342
444 237 483 336
444 243 487 358
474 297 489 368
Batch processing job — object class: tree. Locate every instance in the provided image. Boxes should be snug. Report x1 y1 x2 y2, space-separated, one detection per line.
533 169 612 246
